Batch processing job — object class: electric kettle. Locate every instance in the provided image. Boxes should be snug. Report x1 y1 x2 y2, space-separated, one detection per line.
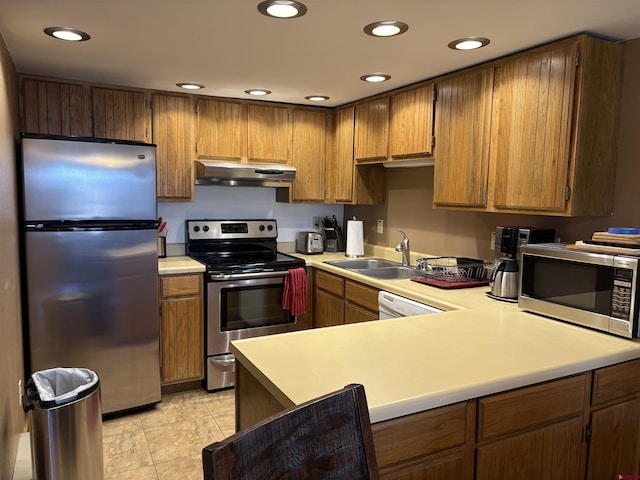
489 258 519 300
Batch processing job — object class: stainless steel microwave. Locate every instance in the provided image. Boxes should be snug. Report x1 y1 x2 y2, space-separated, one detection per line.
519 243 640 338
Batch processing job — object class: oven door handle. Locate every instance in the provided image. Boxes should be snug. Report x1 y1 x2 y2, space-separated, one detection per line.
209 270 292 281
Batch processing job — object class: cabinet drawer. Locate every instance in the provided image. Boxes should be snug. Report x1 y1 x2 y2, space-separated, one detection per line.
592 358 640 407
372 401 469 468
345 280 378 312
477 374 586 441
315 270 344 296
160 274 202 297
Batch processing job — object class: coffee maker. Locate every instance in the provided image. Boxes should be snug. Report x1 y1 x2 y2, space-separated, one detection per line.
488 226 555 301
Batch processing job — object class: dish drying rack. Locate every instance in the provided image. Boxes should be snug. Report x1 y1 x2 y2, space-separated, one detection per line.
417 257 489 284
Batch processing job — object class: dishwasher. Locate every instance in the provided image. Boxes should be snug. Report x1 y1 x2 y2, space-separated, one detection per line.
378 291 443 319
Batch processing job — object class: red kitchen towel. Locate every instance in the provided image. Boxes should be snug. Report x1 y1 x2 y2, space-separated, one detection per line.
282 267 307 316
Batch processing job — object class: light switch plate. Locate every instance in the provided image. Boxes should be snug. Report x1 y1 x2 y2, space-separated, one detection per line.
377 219 384 234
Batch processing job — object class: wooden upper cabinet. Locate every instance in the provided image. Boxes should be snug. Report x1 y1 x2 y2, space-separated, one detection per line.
489 43 577 213
153 93 194 200
327 106 386 205
290 108 328 202
92 87 151 142
332 106 356 203
488 35 623 216
433 67 494 208
388 83 435 161
248 104 292 164
20 78 92 136
196 98 246 162
354 96 389 163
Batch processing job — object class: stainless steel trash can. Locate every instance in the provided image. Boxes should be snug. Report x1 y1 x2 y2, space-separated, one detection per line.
24 367 103 480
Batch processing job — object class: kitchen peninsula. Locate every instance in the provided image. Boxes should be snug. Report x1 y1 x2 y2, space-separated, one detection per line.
231 254 640 479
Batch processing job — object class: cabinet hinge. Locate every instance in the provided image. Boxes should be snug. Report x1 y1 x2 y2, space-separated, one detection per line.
145 99 150 110
585 422 592 443
433 88 438 102
565 185 571 202
195 141 198 154
575 51 581 68
432 135 436 149
195 102 199 115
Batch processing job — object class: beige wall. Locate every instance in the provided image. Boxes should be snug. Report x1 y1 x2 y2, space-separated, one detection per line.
347 37 640 263
0 32 23 479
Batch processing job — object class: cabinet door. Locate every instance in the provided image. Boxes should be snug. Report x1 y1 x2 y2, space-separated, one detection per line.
345 304 377 324
248 104 291 164
196 98 246 162
332 106 356 203
153 93 194 200
20 78 91 136
490 42 577 212
354 97 389 163
476 417 583 480
388 84 435 160
433 68 493 208
314 289 344 328
160 295 204 384
92 87 151 142
291 109 328 202
586 397 640 480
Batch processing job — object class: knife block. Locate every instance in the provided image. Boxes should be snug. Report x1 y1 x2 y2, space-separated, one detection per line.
322 227 344 252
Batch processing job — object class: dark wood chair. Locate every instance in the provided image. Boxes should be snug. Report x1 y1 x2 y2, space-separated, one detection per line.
202 383 380 480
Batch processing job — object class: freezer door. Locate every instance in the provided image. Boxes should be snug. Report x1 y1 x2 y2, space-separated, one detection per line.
22 136 156 221
25 229 161 413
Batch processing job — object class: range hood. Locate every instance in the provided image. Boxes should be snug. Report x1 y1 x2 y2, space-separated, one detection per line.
195 161 296 187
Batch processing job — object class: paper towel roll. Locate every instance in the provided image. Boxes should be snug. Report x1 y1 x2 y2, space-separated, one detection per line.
346 220 364 257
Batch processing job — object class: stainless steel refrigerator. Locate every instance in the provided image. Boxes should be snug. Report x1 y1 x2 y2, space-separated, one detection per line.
21 135 161 414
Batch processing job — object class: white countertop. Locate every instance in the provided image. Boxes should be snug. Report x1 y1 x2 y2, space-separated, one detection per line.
158 256 205 275
232 248 640 424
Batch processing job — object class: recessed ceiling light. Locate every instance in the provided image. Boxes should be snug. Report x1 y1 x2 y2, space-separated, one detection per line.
360 74 391 83
448 37 490 50
305 95 330 102
245 89 272 96
43 27 90 42
176 83 205 90
363 21 409 38
257 0 307 19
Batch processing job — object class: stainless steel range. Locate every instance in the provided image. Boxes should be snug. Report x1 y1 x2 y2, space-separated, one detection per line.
185 219 306 391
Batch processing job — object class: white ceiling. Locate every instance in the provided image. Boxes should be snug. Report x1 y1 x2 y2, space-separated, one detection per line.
1 0 639 107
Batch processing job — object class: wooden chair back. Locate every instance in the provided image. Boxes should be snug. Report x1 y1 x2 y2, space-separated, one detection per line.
202 383 379 480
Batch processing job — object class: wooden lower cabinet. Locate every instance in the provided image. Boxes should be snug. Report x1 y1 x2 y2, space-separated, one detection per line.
476 417 583 480
586 358 640 479
313 269 379 327
159 274 204 385
235 358 640 479
373 401 474 480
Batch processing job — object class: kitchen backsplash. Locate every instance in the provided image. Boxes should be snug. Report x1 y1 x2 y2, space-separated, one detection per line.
158 185 342 245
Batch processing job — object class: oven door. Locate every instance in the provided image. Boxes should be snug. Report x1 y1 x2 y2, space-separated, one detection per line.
207 273 298 357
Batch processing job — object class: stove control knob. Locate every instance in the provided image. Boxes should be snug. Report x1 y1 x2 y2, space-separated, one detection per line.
259 225 265 231
193 226 200 232
267 225 274 231
203 225 210 232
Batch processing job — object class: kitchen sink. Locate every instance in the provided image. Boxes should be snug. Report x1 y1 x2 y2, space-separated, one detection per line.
325 258 421 280
356 266 421 280
325 258 400 269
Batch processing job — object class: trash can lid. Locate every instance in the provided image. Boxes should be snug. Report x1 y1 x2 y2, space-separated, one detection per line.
31 367 99 406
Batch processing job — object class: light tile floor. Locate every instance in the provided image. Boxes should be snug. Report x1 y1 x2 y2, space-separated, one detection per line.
102 388 235 480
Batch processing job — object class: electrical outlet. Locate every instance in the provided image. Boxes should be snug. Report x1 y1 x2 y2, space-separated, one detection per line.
377 219 384 234
490 231 496 251
312 216 322 231
18 379 22 407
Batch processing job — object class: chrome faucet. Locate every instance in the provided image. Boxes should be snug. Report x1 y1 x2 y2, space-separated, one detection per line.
395 229 411 266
